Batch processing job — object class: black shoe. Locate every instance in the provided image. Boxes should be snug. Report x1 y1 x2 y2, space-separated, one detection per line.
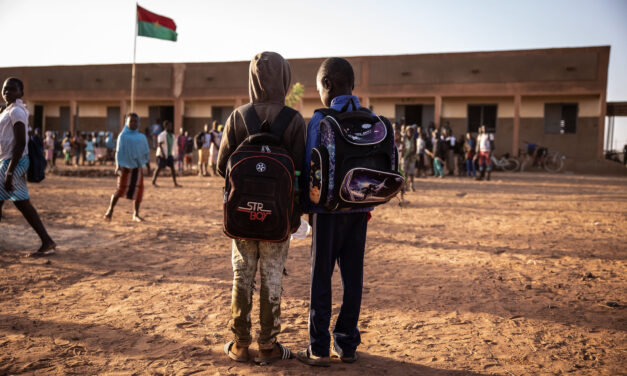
331 344 358 363
296 348 330 367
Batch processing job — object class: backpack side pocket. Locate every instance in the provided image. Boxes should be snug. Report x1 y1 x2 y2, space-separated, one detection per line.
309 146 329 206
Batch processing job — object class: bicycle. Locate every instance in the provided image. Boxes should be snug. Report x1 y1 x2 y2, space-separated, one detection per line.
542 150 566 172
490 154 520 172
520 142 566 173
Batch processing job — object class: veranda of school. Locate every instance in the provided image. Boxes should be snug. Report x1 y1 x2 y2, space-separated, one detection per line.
0 46 610 165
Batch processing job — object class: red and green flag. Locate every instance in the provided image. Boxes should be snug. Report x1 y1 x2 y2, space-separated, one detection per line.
137 5 177 42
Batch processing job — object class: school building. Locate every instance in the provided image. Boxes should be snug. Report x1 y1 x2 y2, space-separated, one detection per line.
0 45 610 162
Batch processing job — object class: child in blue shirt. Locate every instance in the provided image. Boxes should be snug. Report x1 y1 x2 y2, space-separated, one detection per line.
297 58 371 367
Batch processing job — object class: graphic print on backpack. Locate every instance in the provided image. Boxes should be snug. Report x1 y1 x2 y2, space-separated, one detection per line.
309 107 404 210
223 104 298 242
237 201 272 222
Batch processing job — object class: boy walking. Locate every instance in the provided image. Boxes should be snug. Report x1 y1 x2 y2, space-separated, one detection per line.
298 58 371 366
103 113 151 222
217 51 306 365
402 126 417 191
151 120 181 187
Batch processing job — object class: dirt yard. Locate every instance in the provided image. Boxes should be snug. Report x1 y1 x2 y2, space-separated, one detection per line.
1 169 625 376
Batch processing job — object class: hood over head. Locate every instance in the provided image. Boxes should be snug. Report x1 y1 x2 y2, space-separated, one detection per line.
248 51 291 104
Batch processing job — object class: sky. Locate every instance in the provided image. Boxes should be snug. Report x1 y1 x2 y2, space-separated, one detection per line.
1 0 626 150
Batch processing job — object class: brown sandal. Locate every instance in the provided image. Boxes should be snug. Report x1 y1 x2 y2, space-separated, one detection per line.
224 340 250 362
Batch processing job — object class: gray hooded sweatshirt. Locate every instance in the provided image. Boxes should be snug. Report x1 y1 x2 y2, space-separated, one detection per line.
217 52 306 177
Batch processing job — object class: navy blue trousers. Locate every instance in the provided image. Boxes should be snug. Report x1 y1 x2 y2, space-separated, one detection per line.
308 212 368 357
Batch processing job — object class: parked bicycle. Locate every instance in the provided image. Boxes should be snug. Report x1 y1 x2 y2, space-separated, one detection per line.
520 142 566 173
490 154 520 172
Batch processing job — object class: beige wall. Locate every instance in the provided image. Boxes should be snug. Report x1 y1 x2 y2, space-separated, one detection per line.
184 100 237 118
369 98 396 118
45 104 61 117
442 97 515 118
185 101 212 118
520 95 600 117
369 97 435 119
131 101 174 118
78 103 107 117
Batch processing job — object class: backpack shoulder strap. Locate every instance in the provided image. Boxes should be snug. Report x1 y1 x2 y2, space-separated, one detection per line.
240 103 262 135
378 114 391 126
314 108 339 117
270 106 298 140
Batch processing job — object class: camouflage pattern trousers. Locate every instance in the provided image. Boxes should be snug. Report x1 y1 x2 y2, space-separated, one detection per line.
230 238 289 350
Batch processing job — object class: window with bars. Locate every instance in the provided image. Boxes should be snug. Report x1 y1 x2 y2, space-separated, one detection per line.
467 104 497 133
544 103 578 134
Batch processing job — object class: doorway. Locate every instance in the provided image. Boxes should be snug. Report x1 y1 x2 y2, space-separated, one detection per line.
395 104 434 128
106 106 121 133
404 105 422 125
212 106 234 126
34 105 43 132
148 105 174 131
60 106 70 134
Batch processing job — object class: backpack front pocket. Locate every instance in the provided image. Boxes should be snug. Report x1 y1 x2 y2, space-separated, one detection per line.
339 168 404 205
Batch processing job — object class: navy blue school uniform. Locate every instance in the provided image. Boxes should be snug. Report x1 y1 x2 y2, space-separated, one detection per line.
302 94 372 358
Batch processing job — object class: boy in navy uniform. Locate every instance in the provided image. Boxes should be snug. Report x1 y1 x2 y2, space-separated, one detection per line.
297 58 371 366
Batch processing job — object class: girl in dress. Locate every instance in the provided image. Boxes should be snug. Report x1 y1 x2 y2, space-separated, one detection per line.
44 131 55 172
85 135 96 165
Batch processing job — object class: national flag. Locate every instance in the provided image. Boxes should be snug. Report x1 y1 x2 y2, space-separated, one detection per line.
137 5 177 42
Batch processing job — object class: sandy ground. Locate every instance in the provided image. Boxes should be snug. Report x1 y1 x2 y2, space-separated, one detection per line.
0 168 626 376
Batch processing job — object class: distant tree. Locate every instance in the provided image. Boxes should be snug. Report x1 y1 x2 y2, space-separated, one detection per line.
285 82 304 109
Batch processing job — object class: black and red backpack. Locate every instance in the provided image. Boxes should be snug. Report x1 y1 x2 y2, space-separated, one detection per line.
223 104 298 242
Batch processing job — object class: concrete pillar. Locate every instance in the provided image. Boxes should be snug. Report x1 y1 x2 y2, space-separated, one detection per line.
174 98 184 133
172 64 186 98
69 100 77 135
42 105 47 133
434 95 442 129
512 94 521 156
597 92 606 158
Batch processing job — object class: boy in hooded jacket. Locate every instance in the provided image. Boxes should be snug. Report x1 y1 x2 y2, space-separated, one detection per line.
217 51 306 365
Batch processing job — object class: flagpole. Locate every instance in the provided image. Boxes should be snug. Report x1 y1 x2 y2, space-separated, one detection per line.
130 2 138 114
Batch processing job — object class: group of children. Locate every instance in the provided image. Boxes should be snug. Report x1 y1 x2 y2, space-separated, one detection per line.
107 53 375 367
146 122 224 175
193 122 222 176
397 123 496 193
43 122 225 178
50 130 116 169
15 53 402 368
